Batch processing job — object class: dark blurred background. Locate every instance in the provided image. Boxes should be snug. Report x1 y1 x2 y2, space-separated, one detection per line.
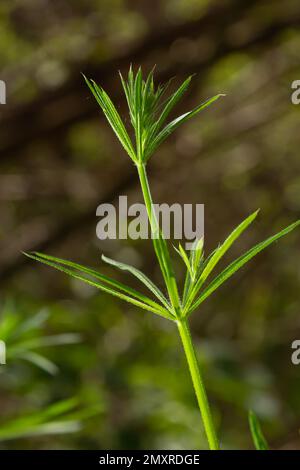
0 0 300 450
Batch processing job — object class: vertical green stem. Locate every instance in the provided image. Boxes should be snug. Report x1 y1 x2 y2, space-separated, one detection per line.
177 318 219 450
136 162 180 314
137 162 218 449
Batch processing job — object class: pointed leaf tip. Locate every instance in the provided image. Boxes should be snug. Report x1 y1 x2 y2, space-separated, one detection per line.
188 218 300 315
248 410 269 450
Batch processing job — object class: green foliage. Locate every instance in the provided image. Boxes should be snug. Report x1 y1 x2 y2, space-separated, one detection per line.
24 252 173 321
248 410 269 450
84 67 223 164
25 67 300 450
0 397 100 442
188 219 300 314
0 301 81 375
101 254 172 312
25 215 300 324
0 302 101 443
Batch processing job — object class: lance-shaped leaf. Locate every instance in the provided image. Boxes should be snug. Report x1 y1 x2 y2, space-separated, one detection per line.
248 410 269 450
191 238 204 275
83 75 136 162
174 243 194 281
146 76 192 150
24 252 174 321
145 94 225 161
101 254 172 313
183 210 259 313
187 220 300 315
182 238 204 304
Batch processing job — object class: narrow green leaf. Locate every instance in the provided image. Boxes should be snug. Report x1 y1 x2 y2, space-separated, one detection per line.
182 238 204 305
158 77 192 126
154 231 180 311
119 72 132 113
198 210 259 283
174 243 194 281
101 254 172 313
146 76 192 152
191 238 204 275
146 94 224 160
248 410 269 450
184 210 259 313
188 220 300 315
25 252 173 321
83 75 136 161
134 68 143 159
28 252 164 310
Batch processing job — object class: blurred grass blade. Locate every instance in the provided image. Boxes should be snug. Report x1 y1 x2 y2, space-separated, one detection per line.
101 254 172 312
174 243 194 280
188 220 300 314
37 398 80 420
24 252 173 321
248 410 269 450
0 421 81 441
0 387 100 441
11 309 49 339
10 333 81 352
0 396 90 441
0 310 21 341
21 351 59 375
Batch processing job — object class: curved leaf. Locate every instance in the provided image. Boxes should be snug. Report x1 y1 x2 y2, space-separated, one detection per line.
102 254 172 313
184 210 259 313
187 220 300 315
146 94 224 159
84 75 136 161
25 252 173 321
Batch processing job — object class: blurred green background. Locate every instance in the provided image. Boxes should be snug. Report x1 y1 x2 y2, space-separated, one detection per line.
0 0 300 450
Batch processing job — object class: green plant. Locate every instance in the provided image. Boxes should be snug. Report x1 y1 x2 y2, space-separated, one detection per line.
248 411 269 450
0 397 96 442
0 302 101 442
0 301 81 375
25 67 300 450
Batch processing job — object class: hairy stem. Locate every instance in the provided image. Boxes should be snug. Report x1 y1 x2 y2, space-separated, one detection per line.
177 318 219 450
136 162 180 314
136 162 218 449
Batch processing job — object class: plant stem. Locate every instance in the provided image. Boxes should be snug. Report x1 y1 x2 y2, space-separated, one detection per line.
137 162 218 449
177 318 219 450
136 162 180 314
